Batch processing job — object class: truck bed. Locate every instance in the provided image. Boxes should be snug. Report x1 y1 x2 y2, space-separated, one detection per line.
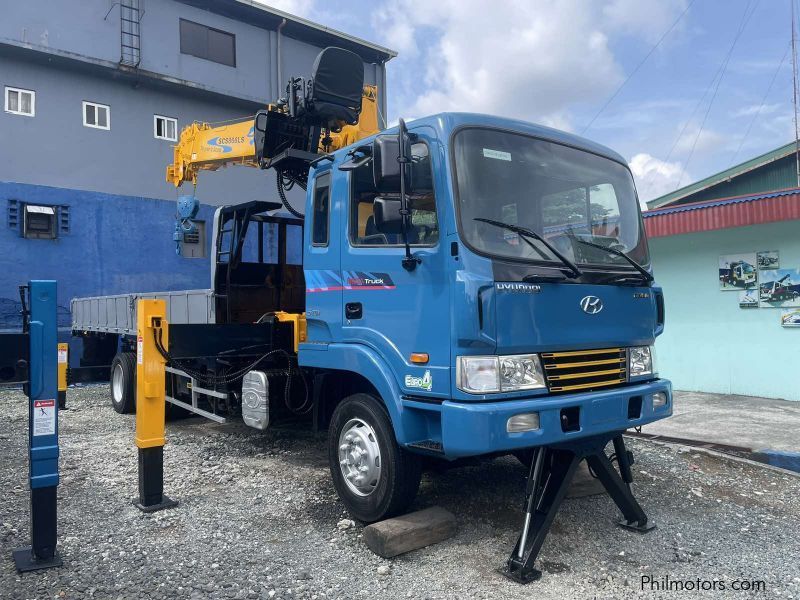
71 289 215 336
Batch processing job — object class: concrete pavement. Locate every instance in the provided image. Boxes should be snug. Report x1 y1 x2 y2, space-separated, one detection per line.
642 390 800 453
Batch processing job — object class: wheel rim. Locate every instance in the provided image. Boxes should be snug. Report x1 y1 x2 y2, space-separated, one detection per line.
112 363 124 404
338 418 382 497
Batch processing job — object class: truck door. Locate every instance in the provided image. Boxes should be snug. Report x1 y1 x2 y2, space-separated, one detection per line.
340 134 450 399
304 167 342 344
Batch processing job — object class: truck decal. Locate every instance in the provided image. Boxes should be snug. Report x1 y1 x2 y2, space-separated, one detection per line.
306 270 395 292
405 370 432 391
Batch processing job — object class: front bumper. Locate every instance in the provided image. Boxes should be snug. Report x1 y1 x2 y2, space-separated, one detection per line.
432 379 671 458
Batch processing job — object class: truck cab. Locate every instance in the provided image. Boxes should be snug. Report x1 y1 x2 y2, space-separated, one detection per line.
298 113 671 520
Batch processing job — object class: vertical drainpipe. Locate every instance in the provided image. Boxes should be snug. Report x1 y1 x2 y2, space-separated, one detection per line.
379 59 388 130
276 18 287 98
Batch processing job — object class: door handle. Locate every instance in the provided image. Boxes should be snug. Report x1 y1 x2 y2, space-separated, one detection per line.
345 302 363 320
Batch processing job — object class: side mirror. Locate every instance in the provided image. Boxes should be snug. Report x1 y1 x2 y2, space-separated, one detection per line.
373 197 403 234
372 135 413 192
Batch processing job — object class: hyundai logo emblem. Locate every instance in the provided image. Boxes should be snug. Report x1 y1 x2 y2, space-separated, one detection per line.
580 295 603 314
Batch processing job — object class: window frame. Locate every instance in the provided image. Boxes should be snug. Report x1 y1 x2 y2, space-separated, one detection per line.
311 171 331 247
4 86 35 117
82 100 111 130
348 140 439 249
179 18 237 67
154 114 178 141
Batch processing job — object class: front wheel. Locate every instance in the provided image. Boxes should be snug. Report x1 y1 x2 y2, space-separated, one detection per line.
328 393 422 523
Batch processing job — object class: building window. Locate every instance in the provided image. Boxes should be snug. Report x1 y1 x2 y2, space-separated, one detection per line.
180 220 207 258
312 172 331 246
154 115 178 141
83 101 110 130
180 19 236 67
5 86 35 117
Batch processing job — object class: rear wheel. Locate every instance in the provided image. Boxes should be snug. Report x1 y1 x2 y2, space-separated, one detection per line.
328 393 421 523
110 352 136 414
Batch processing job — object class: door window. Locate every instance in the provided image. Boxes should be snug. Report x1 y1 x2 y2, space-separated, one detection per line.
312 172 331 246
350 142 438 247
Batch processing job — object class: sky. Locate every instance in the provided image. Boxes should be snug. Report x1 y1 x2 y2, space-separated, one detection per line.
259 0 797 206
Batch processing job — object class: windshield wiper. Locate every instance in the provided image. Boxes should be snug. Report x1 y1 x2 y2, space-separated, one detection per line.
474 218 583 279
570 237 654 284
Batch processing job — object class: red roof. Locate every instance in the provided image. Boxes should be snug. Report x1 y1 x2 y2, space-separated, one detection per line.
642 188 800 238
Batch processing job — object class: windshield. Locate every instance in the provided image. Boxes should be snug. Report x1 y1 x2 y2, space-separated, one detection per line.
453 128 649 270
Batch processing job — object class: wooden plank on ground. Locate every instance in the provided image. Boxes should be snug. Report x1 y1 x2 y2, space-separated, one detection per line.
363 506 457 558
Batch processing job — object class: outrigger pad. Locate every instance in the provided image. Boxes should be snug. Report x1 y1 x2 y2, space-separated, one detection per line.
133 496 178 514
617 517 657 533
12 547 63 572
498 563 542 584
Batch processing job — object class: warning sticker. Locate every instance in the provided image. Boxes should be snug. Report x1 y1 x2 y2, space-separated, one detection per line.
137 335 143 365
33 399 56 436
57 346 68 364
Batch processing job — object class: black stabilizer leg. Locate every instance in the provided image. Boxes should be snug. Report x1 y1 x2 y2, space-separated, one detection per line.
12 486 63 572
500 448 581 584
586 437 655 532
134 447 178 513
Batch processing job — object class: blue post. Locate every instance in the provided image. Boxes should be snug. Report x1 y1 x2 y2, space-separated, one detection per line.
12 280 63 572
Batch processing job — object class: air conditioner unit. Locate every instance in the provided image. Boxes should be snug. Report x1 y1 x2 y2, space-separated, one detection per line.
23 205 57 240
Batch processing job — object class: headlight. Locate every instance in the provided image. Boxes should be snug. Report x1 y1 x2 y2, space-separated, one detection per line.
629 345 655 377
499 355 546 391
456 356 499 393
457 355 546 394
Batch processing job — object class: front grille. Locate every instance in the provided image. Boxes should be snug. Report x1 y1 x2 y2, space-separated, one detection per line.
541 348 627 393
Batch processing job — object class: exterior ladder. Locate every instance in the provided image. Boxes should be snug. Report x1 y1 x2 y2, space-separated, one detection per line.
120 0 142 67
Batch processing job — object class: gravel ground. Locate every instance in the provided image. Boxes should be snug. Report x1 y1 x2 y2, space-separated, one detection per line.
1 385 799 600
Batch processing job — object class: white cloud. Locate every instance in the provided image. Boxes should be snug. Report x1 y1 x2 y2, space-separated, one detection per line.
252 0 315 19
629 153 689 206
673 126 728 155
731 103 782 119
603 0 689 43
375 0 629 128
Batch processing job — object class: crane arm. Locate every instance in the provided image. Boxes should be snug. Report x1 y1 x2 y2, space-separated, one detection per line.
166 85 380 187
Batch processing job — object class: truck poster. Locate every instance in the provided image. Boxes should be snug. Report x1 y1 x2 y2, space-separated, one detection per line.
757 250 779 270
719 253 757 290
759 268 800 308
738 289 758 309
781 309 800 327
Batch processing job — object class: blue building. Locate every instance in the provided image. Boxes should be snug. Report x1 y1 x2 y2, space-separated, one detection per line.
1 0 394 331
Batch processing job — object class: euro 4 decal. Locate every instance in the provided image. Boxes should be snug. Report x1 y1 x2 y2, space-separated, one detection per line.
405 370 432 392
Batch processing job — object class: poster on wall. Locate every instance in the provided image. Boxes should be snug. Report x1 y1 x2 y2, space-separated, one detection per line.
759 268 800 308
757 250 779 270
719 253 757 290
781 309 800 327
738 289 758 308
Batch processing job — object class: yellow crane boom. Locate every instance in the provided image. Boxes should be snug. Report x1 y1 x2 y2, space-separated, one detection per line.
166 84 380 187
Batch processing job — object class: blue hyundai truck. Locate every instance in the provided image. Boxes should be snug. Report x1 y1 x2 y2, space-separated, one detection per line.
71 48 671 582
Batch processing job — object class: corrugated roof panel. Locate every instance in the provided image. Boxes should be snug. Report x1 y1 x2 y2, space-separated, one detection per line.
643 188 800 237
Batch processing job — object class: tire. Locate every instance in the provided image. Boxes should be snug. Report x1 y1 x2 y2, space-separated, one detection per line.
110 352 136 414
328 393 422 523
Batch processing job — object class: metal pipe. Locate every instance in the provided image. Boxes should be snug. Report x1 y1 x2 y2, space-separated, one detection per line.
277 18 287 98
517 448 545 559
